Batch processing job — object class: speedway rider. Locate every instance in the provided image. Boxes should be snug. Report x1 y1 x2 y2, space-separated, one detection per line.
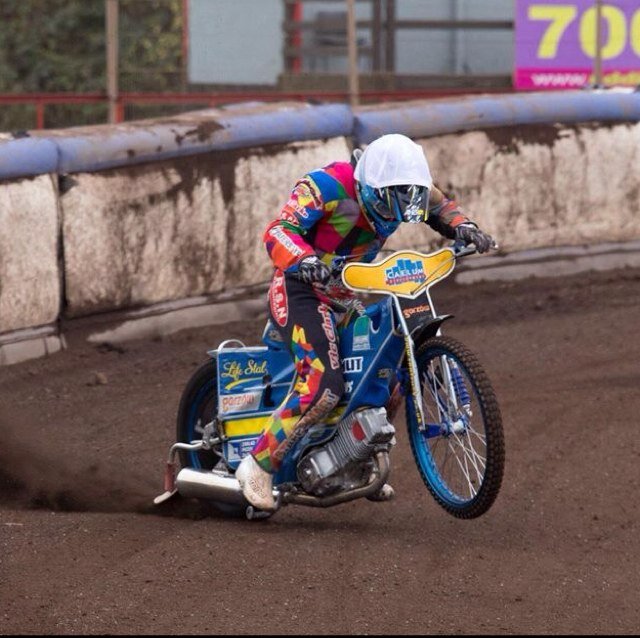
236 133 495 510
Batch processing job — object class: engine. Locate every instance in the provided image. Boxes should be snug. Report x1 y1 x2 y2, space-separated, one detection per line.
297 407 396 497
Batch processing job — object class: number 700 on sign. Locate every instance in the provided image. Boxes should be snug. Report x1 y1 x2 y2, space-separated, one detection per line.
529 3 640 59
515 1 640 89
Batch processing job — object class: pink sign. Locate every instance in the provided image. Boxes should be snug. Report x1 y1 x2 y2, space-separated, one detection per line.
515 0 640 90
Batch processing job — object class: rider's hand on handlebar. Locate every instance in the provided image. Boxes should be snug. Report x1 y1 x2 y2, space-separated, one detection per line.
297 255 332 285
454 223 496 254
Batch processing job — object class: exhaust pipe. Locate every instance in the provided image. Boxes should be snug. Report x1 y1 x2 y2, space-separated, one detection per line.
170 452 390 511
176 468 248 505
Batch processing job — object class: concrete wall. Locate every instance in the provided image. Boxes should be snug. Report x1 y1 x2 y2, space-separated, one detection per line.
61 138 350 317
1 91 639 363
0 100 354 364
0 174 60 332
61 119 640 317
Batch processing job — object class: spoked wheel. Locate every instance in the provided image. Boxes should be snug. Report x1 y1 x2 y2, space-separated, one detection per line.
176 360 222 471
405 336 505 519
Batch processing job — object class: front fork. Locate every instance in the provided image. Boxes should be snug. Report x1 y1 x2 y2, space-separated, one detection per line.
393 293 469 435
392 295 427 429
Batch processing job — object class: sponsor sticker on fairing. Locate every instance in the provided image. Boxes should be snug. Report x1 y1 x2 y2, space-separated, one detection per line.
220 359 268 384
220 391 262 415
384 258 427 287
225 437 260 463
352 316 371 351
342 356 364 374
402 304 430 319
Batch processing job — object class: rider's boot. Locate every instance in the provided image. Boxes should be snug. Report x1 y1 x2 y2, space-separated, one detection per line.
367 483 395 502
236 454 275 511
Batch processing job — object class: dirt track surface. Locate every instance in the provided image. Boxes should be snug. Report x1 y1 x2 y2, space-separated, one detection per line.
1 267 639 635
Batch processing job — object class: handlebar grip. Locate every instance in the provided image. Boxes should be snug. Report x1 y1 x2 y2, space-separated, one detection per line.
451 241 477 257
451 240 499 257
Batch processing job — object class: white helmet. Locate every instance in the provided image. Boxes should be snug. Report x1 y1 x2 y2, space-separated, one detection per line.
354 134 433 236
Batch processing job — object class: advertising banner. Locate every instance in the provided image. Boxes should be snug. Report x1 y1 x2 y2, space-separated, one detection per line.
515 0 640 89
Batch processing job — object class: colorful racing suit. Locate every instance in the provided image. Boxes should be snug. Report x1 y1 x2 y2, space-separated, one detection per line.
251 161 471 473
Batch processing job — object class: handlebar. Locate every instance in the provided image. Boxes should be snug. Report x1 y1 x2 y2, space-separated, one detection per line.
451 239 499 258
314 240 496 284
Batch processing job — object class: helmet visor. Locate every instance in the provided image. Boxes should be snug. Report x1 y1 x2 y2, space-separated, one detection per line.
383 185 429 223
368 188 397 221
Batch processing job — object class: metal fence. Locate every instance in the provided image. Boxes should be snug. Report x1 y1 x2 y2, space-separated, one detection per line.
0 0 515 132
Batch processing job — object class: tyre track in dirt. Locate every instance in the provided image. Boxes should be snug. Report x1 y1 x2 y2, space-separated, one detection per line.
1 268 639 634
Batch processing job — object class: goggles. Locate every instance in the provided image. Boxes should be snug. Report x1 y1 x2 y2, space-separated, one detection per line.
374 184 429 223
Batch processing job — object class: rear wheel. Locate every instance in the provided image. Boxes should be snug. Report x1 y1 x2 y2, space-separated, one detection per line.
175 360 247 517
176 359 222 470
405 336 505 519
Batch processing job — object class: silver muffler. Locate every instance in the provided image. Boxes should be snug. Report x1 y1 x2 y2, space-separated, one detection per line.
175 468 248 505
153 440 277 512
154 439 249 507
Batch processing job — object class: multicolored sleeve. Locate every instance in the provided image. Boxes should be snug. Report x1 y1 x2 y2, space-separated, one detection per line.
263 176 326 272
425 185 472 239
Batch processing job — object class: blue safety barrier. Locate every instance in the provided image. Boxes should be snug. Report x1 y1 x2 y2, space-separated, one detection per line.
55 102 354 173
0 137 59 181
353 89 640 144
2 90 640 179
0 102 353 178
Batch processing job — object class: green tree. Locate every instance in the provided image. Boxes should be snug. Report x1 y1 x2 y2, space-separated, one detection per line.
121 0 183 92
0 0 183 132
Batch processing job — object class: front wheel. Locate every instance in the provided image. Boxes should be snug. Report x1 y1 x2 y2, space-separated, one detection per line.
405 336 505 519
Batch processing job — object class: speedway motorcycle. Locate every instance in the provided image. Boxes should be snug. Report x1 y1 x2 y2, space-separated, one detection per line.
155 243 505 520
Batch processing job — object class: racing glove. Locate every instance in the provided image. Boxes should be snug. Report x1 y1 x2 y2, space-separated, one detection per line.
297 255 332 285
454 223 496 254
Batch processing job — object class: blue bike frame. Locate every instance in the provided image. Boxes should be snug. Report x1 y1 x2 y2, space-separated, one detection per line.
212 246 464 486
214 296 406 486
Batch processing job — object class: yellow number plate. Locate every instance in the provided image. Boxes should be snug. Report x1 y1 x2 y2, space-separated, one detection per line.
342 249 456 299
